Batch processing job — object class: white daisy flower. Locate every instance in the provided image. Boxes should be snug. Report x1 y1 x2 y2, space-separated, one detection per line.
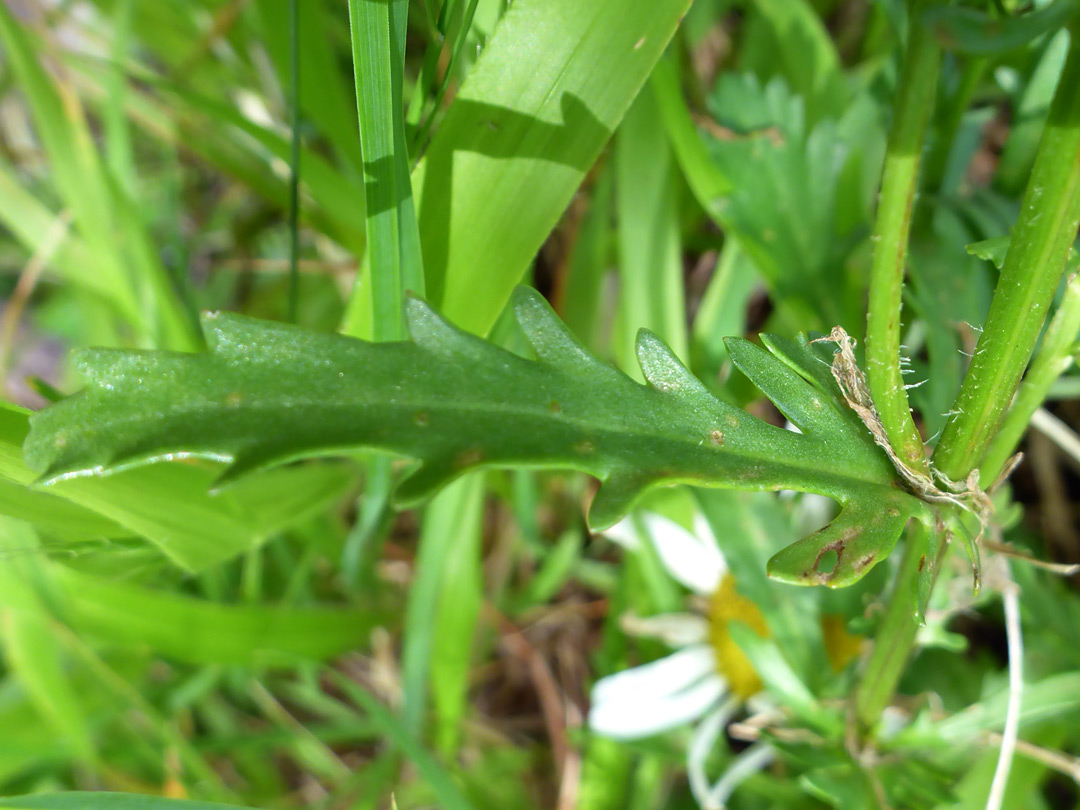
589 510 776 809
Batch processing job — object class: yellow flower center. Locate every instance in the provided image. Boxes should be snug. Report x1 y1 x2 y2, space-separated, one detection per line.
820 614 863 672
707 573 770 700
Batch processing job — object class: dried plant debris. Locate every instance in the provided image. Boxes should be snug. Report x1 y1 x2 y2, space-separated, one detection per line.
811 327 1024 588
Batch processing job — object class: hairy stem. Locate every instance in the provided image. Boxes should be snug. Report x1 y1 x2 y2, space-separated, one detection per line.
853 3 941 734
855 22 1080 739
864 0 940 477
934 29 1080 482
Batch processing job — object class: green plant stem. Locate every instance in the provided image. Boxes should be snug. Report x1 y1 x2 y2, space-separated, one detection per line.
934 29 1080 483
981 272 1080 481
852 10 941 732
864 0 940 477
853 521 930 732
854 24 1080 740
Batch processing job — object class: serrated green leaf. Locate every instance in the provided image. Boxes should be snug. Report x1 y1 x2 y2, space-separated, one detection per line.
747 0 848 124
25 289 931 587
765 494 914 588
724 338 884 469
703 75 878 332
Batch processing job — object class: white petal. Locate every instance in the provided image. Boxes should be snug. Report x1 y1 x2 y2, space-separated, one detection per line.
601 515 641 551
691 513 728 576
704 743 776 810
592 645 716 707
688 698 740 806
795 493 835 535
621 612 710 646
590 671 726 740
643 512 726 594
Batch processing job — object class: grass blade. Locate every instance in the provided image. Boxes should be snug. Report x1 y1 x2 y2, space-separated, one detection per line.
413 0 694 336
343 0 424 341
329 672 481 810
614 84 689 372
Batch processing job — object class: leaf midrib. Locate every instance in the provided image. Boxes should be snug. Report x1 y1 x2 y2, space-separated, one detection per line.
41 385 895 493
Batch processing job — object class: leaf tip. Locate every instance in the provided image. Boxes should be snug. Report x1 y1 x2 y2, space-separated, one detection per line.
587 474 649 532
635 329 704 396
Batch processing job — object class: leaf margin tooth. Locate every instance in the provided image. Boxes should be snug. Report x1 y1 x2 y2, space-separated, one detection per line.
587 471 653 531
512 286 627 384
635 328 710 399
394 458 462 507
760 332 846 402
403 293 462 351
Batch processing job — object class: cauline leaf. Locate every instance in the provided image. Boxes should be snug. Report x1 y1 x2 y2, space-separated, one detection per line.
24 287 931 587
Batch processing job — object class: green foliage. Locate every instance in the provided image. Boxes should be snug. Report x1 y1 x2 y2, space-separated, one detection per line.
0 518 379 666
0 403 355 570
3 0 1080 807
26 288 928 587
701 75 882 332
0 3 198 351
345 0 698 339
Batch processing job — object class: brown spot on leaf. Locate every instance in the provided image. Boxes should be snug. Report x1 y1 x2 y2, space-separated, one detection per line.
709 429 724 446
456 448 484 468
814 539 847 576
414 411 430 426
225 391 243 408
918 555 927 572
725 414 740 429
549 400 562 414
854 553 876 573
